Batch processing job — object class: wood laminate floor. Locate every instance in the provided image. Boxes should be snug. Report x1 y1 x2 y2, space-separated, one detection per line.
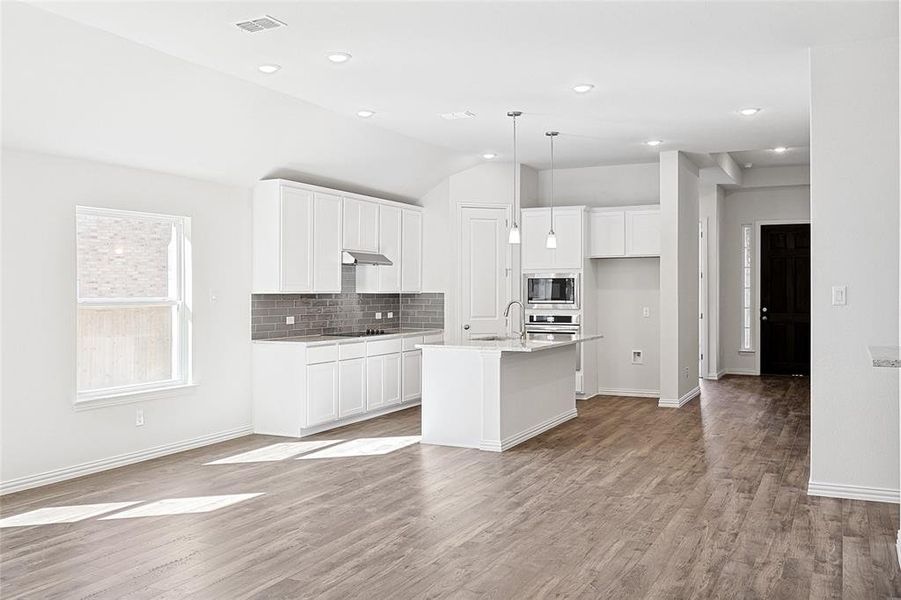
2 376 900 599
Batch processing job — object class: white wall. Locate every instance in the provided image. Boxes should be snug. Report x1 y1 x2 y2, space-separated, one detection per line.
537 162 659 207
2 2 472 202
809 36 899 498
659 152 700 405
720 185 811 375
1 149 252 491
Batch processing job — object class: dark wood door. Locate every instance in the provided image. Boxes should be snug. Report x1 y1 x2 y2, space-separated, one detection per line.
760 224 810 375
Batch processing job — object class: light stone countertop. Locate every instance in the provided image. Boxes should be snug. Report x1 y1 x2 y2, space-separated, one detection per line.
253 328 444 347
868 345 901 368
417 332 603 353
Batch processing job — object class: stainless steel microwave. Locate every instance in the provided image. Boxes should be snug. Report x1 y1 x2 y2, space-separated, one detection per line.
523 273 580 310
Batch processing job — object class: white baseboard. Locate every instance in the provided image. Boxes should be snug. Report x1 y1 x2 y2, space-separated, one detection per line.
0 425 253 496
704 369 727 380
807 480 900 504
480 408 578 452
658 386 700 408
595 387 660 399
721 368 760 376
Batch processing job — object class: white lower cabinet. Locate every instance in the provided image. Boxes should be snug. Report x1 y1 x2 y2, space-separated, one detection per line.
253 333 437 437
338 357 366 418
366 352 402 410
402 350 422 402
306 362 338 427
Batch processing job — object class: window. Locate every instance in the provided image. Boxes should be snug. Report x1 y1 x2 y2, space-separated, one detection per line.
76 206 192 402
740 223 753 352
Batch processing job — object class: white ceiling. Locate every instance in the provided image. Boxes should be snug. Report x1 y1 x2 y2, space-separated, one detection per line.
732 146 810 168
33 0 897 170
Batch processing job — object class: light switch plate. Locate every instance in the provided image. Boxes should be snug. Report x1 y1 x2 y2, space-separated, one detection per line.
642 307 650 318
831 285 847 306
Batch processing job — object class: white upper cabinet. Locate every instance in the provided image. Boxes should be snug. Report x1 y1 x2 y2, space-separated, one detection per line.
312 192 343 292
589 210 626 258
254 180 336 293
624 208 661 257
401 209 423 293
254 179 423 295
343 197 380 253
589 205 660 258
521 207 585 271
378 205 402 292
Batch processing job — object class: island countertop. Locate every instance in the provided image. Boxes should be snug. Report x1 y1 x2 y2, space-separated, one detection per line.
417 332 603 353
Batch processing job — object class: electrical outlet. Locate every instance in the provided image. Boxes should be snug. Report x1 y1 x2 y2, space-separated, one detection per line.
831 285 847 306
286 316 295 325
135 409 144 427
375 312 382 320
682 367 690 380
642 307 650 318
631 350 643 365
209 289 219 303
388 312 393 319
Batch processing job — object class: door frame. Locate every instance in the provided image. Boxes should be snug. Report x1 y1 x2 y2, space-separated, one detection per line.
454 202 513 338
754 219 811 376
699 218 708 379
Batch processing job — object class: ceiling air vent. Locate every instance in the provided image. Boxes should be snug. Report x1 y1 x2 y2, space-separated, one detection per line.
235 15 286 33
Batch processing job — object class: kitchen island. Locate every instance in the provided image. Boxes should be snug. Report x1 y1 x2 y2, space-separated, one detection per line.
416 333 602 452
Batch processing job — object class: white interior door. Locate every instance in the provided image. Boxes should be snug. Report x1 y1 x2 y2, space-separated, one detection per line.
461 206 509 338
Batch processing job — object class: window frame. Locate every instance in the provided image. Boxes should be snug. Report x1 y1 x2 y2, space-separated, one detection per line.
75 206 193 406
739 223 754 353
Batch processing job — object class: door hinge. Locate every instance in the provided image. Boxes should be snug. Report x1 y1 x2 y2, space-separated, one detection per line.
700 312 704 319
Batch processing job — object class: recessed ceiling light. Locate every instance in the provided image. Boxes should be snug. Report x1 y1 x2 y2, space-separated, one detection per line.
327 52 352 64
257 64 281 74
645 139 663 147
573 83 595 94
744 162 753 168
739 107 761 116
356 109 375 118
773 146 788 153
482 153 498 160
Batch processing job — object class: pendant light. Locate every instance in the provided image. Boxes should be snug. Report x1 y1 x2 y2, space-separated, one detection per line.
507 111 523 244
545 131 559 249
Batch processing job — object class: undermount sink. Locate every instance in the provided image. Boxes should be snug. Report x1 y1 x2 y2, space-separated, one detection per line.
471 335 519 342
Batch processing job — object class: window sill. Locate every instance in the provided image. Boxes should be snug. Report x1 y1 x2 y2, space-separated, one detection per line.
74 382 198 411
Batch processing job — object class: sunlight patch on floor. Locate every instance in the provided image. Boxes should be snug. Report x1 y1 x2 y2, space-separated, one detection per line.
205 441 344 464
99 494 263 520
296 436 421 459
0 502 141 528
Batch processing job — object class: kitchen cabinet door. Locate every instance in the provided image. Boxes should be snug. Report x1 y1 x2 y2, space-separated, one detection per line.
338 358 366 418
343 198 380 253
306 361 338 427
383 353 402 406
402 350 422 402
589 210 626 258
401 209 422 293
280 187 315 291
551 209 584 270
521 208 555 271
379 205 402 293
366 355 385 410
313 192 342 292
625 208 661 257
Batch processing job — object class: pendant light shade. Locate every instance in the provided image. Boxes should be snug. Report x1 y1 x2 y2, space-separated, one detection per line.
507 111 523 245
545 131 559 249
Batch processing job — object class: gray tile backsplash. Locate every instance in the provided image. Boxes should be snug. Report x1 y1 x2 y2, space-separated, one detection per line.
251 266 444 339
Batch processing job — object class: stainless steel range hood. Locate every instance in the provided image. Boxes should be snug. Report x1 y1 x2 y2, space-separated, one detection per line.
342 251 393 266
